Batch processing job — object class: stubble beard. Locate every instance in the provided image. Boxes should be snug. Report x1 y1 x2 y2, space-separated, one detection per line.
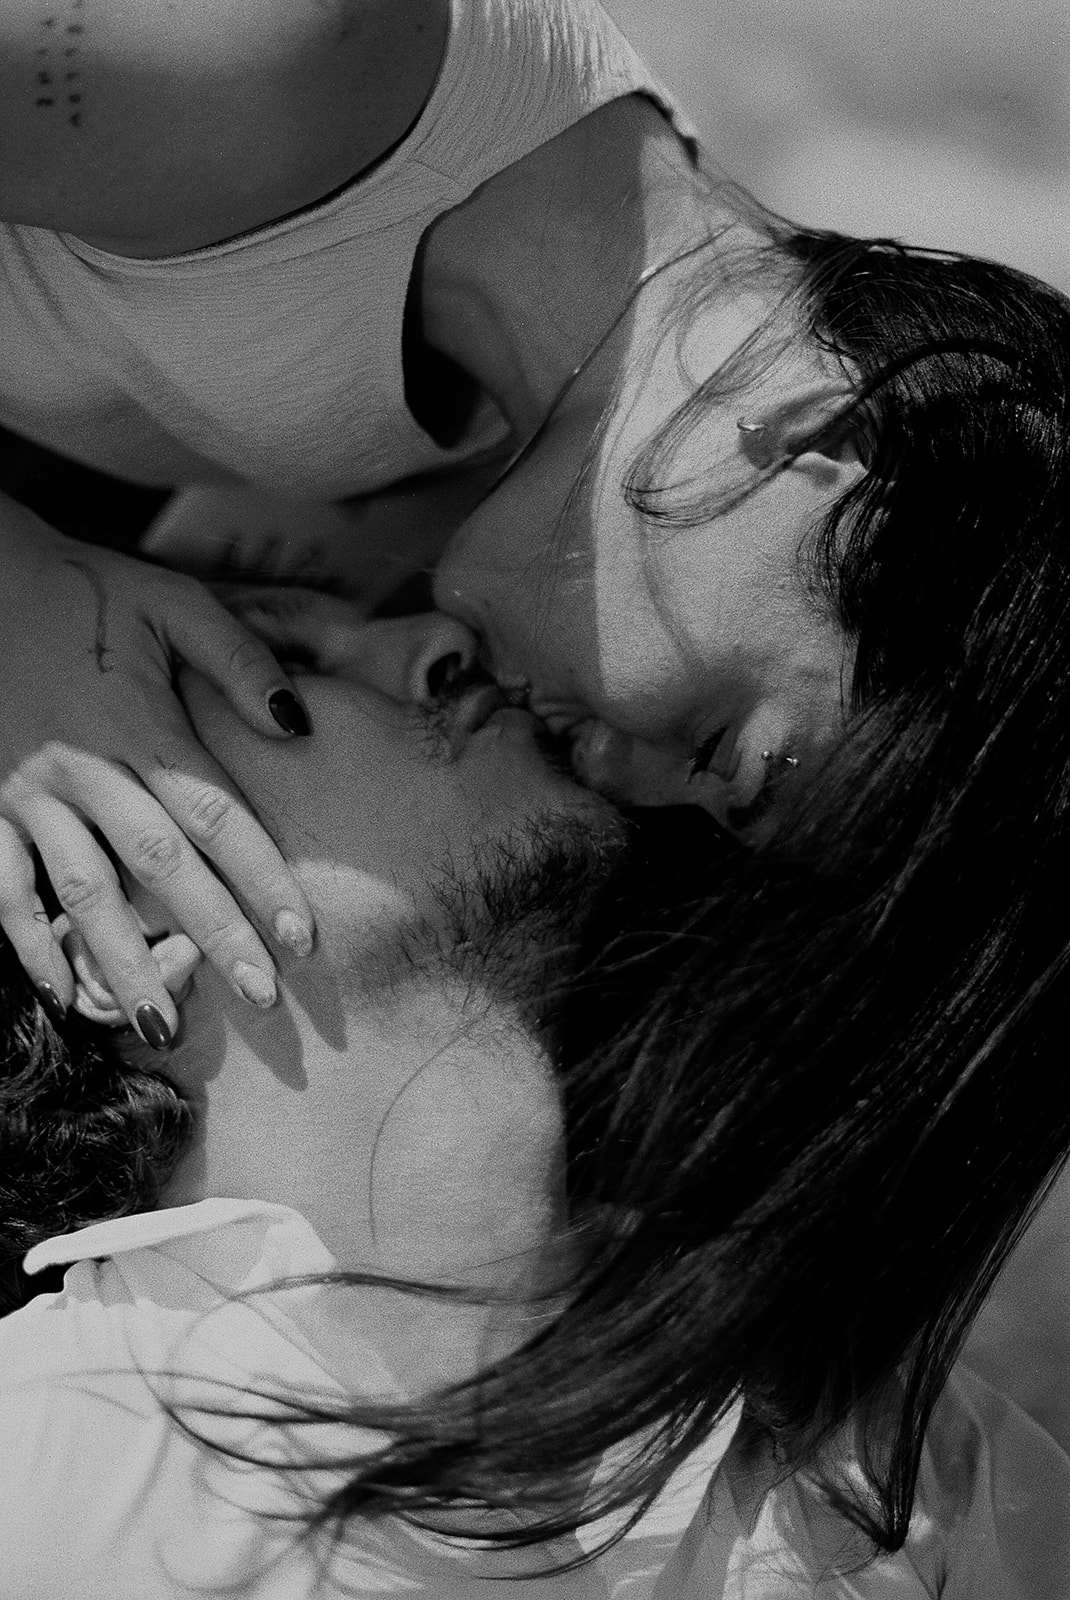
345 805 630 1041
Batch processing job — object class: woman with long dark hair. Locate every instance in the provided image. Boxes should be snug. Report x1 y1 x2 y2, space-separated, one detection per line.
1 579 1069 1595
0 0 1052 1040
194 222 1070 1577
1 0 1069 1586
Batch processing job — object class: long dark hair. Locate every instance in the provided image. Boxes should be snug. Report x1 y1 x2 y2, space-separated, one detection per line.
231 235 1070 1556
3 232 1070 1570
553 232 1070 1545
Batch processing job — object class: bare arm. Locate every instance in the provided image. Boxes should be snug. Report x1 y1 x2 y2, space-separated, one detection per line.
0 0 447 255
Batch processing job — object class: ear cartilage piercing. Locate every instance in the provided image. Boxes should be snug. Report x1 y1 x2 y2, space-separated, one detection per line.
736 417 766 434
761 749 800 769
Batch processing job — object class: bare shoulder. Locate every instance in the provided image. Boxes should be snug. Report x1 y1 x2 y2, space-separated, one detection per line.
0 0 448 254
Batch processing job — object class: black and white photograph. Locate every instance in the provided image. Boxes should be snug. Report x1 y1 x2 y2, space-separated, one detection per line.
0 1 1068 1592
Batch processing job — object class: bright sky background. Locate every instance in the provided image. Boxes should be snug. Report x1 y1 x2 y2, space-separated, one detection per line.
606 0 1070 291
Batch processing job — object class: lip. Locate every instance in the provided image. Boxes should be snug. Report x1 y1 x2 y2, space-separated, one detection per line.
444 681 531 758
482 705 538 731
526 697 588 741
569 719 635 794
454 682 509 736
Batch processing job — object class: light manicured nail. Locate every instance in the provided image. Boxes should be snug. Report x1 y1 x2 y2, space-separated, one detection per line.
233 962 277 1009
274 910 313 957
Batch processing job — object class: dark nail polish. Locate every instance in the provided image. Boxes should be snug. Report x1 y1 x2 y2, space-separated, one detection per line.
268 690 311 737
37 983 67 1028
135 1003 172 1051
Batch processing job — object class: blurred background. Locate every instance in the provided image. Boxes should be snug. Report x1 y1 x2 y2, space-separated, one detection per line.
605 0 1070 292
607 0 1070 1454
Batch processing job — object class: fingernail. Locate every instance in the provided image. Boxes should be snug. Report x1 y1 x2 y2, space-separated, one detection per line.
274 910 314 958
37 983 67 1028
232 961 277 1009
268 690 311 737
135 1003 173 1051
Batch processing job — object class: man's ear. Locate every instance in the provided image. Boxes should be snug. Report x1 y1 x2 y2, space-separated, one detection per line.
51 914 126 1025
51 916 202 1027
737 380 869 497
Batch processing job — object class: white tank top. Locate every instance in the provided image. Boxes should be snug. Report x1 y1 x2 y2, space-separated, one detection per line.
0 0 691 500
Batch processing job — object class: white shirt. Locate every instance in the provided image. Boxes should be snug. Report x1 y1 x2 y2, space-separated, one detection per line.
0 1198 1067 1598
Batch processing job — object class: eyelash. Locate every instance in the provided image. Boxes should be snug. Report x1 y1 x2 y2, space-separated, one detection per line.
687 733 779 834
687 728 727 782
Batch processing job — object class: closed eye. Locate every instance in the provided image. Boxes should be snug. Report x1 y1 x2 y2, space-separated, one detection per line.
687 727 728 782
273 642 322 673
219 587 327 672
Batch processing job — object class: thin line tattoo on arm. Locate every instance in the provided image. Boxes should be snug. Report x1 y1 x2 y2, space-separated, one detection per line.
62 559 114 674
34 0 86 127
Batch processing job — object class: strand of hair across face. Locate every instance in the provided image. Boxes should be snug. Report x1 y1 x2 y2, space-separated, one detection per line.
483 232 732 499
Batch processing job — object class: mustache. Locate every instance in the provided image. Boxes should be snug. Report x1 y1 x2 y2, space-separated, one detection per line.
431 661 577 778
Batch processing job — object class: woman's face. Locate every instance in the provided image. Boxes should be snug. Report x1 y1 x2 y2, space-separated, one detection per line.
435 291 862 838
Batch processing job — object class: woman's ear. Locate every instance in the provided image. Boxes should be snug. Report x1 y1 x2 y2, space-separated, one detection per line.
737 380 869 497
51 916 202 1026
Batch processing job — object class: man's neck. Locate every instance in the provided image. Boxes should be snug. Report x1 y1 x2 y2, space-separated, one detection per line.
160 957 567 1287
157 958 571 1392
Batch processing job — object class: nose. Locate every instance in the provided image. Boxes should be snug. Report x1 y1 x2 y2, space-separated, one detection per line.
339 614 481 706
403 613 481 704
432 534 487 636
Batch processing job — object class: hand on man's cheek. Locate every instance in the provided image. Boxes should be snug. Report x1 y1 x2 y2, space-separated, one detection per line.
177 667 434 928
177 660 610 969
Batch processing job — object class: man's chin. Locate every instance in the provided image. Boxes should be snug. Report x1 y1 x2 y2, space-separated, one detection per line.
430 806 630 1029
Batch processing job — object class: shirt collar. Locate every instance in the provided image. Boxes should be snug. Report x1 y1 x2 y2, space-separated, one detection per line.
22 1197 310 1274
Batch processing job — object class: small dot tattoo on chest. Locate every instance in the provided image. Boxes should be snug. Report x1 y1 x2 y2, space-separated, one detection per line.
34 0 87 126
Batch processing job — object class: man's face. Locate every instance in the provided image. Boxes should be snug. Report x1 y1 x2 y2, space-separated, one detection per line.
183 593 624 971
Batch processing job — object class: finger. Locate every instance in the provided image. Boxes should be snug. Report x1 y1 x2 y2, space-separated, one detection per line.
29 800 178 1049
213 585 373 672
0 816 74 1020
166 589 312 740
138 730 314 961
150 932 203 998
60 924 202 1026
58 757 288 1005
